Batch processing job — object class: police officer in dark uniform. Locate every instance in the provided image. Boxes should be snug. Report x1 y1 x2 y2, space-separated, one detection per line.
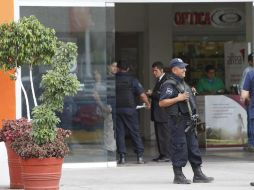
159 58 214 184
149 61 171 162
115 61 151 164
241 69 254 186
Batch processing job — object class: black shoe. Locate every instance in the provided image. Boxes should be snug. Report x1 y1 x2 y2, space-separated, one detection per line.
137 156 145 164
152 155 161 162
192 167 214 183
173 167 191 184
159 156 170 162
193 175 214 183
173 175 192 184
152 155 170 162
244 145 254 152
118 154 125 164
250 182 254 186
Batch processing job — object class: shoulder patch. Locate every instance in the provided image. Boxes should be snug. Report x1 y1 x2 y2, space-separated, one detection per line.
166 87 173 95
137 82 142 88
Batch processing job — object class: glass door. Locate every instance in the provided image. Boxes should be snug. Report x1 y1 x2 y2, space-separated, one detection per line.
17 1 116 164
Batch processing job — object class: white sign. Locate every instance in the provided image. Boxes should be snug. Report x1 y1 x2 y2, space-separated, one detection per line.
205 95 247 147
224 42 249 90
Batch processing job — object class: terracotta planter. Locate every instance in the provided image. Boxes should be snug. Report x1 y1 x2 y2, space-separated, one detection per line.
4 141 24 189
21 157 63 190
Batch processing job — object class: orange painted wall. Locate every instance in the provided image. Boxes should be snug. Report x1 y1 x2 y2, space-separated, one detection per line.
0 0 15 127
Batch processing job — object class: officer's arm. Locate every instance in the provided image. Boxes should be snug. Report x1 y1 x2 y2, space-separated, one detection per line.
140 92 151 109
241 72 251 106
159 92 189 107
241 90 250 106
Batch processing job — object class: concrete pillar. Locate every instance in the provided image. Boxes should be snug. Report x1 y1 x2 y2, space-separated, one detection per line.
246 2 254 52
142 3 173 140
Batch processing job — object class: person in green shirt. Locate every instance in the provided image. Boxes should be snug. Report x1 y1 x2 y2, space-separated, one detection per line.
196 65 225 95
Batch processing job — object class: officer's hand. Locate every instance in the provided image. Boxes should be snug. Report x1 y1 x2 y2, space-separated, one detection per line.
146 103 151 109
146 89 152 96
177 92 189 102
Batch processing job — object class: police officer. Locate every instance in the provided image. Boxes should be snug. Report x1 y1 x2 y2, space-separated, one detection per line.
149 61 171 162
241 69 254 186
159 58 214 184
240 53 254 152
115 61 150 164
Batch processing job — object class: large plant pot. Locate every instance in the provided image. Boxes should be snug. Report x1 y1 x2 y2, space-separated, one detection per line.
4 141 24 189
21 157 63 190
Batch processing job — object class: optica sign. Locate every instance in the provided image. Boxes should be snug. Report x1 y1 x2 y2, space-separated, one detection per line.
174 8 243 27
174 12 211 25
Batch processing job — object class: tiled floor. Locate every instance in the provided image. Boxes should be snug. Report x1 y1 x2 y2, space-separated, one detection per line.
65 139 254 164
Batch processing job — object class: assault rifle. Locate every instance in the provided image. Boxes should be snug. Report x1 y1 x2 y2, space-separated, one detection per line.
184 97 197 133
184 88 206 133
185 99 205 133
185 113 199 133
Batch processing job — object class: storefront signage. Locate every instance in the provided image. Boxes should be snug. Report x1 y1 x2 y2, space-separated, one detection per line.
175 12 210 25
224 42 249 89
174 8 243 27
211 9 243 27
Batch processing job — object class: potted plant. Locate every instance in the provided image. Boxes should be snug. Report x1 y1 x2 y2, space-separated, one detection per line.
0 118 31 189
0 15 56 189
0 16 80 190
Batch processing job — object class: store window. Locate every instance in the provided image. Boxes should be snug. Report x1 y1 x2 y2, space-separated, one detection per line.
20 6 116 163
172 2 246 91
173 41 225 86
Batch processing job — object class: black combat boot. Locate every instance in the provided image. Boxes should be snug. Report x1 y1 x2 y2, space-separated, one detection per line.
173 167 191 184
118 154 125 164
192 166 214 183
137 154 145 164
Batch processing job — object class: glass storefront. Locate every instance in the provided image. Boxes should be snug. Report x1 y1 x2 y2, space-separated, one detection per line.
17 1 252 163
20 5 116 163
172 2 246 89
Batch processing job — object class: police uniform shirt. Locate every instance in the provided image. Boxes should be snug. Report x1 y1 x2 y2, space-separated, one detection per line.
133 78 145 96
159 74 183 101
243 69 254 119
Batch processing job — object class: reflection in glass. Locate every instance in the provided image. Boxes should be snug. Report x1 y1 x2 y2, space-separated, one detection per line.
20 6 116 163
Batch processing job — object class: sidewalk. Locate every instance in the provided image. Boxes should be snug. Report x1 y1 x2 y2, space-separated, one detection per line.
1 142 254 190
59 159 254 190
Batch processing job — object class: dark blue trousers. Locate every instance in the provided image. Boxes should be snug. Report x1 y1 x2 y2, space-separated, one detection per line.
248 117 254 146
116 111 144 156
246 106 254 146
154 122 171 158
168 115 202 168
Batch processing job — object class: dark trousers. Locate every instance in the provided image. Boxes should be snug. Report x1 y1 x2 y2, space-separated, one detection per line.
248 117 254 146
246 106 254 146
169 115 202 168
154 121 171 158
116 111 144 156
